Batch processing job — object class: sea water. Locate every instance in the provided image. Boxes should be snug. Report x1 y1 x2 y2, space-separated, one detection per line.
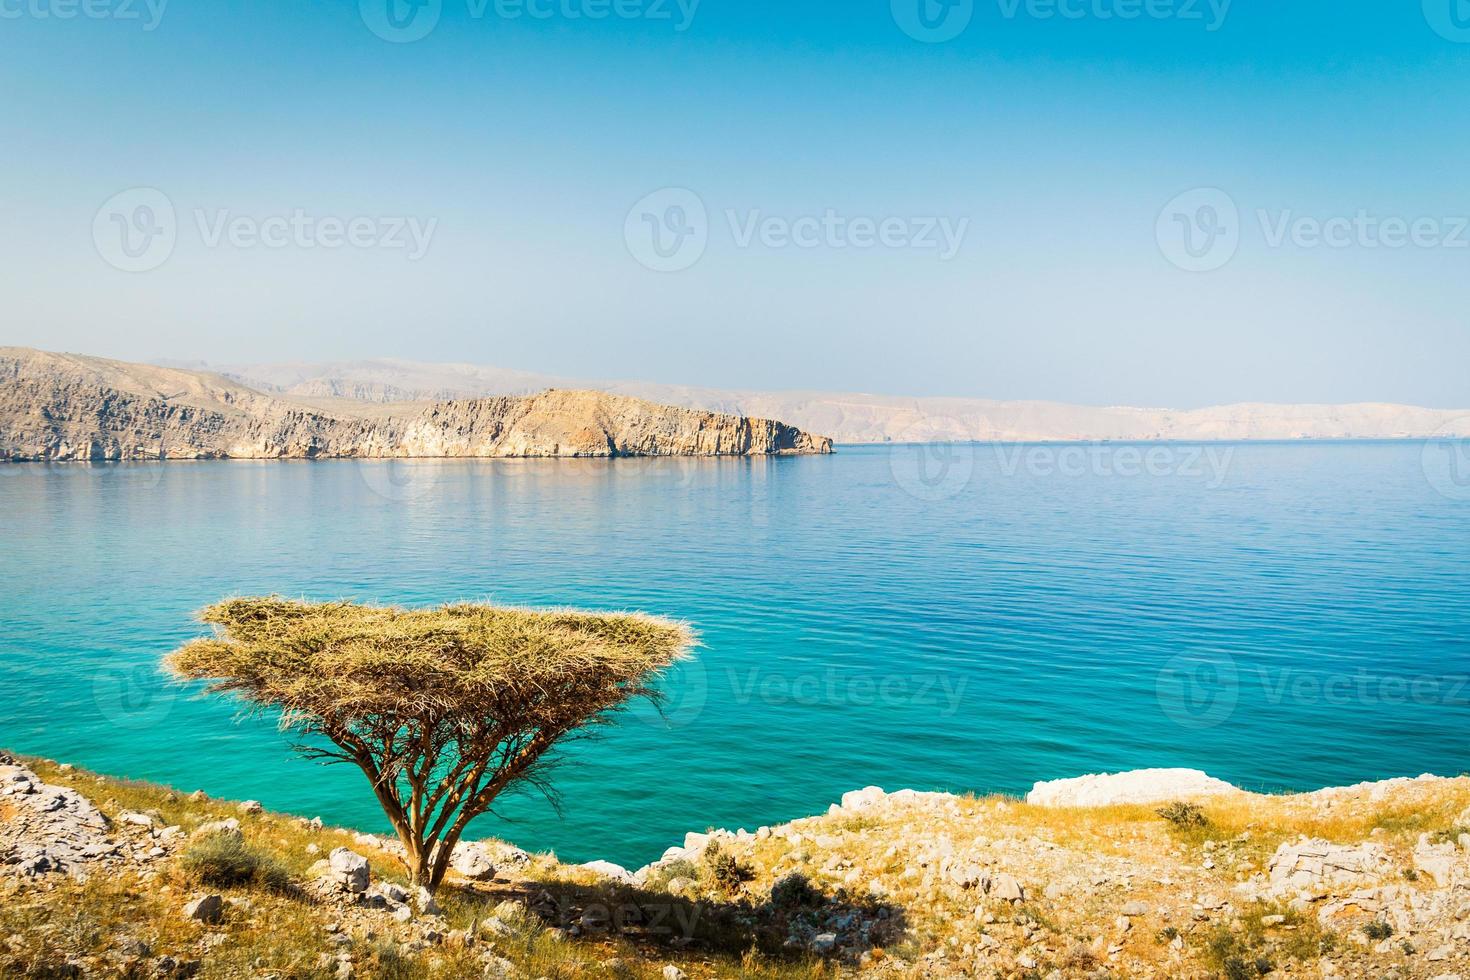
2 442 1467 866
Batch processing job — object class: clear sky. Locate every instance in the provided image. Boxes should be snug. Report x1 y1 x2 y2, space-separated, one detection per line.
2 0 1468 407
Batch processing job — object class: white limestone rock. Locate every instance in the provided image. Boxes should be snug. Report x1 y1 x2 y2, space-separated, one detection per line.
1026 769 1241 807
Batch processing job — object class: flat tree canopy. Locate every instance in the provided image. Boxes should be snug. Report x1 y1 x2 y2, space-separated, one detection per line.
166 596 695 890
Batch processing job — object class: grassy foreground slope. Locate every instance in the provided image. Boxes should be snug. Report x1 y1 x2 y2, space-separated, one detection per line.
4 755 1470 978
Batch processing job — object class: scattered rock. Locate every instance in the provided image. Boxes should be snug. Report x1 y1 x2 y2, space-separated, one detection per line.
486 842 533 870
327 848 370 894
840 786 887 811
1414 834 1461 887
238 800 263 816
990 873 1025 903
0 763 115 877
183 894 223 924
1268 839 1391 896
194 819 242 840
949 862 985 889
414 885 441 916
580 859 636 884
450 842 497 881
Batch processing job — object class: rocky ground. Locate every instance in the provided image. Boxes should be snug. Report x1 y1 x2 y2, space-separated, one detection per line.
4 755 1470 978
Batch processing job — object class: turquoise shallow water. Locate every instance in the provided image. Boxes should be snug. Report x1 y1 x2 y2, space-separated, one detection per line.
2 442 1468 867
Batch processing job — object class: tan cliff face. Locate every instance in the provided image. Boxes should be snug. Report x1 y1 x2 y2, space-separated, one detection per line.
197 355 1470 444
0 348 833 461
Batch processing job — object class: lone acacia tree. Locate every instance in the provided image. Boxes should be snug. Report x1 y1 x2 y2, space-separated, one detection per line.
166 597 694 892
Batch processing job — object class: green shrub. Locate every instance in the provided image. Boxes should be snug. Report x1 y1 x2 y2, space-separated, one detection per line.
1155 801 1209 829
768 872 822 909
643 858 699 892
702 842 754 894
1221 955 1273 980
1362 919 1394 940
179 832 291 891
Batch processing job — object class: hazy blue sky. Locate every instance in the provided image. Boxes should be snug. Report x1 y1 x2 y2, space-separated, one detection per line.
2 0 1468 407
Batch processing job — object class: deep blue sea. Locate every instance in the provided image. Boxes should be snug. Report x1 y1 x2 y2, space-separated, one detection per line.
2 442 1468 867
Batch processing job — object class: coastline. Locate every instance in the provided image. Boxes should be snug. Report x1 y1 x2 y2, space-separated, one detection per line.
6 753 1469 977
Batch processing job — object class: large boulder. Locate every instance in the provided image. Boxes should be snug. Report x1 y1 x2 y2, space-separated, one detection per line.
1026 769 1240 807
840 786 888 811
183 894 224 924
1268 838 1391 896
327 847 371 894
450 842 496 881
581 860 637 885
1413 834 1462 888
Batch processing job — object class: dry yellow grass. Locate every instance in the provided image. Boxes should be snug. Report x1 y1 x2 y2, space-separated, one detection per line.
1 757 829 980
5 757 1469 978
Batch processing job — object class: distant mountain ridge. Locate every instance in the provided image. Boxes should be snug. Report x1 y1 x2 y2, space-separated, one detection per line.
170 356 1470 444
0 348 832 461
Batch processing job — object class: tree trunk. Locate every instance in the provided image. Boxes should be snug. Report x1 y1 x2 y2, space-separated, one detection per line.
355 759 431 889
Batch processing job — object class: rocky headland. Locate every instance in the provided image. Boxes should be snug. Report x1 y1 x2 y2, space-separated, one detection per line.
0 348 832 461
184 356 1470 445
5 756 1470 978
